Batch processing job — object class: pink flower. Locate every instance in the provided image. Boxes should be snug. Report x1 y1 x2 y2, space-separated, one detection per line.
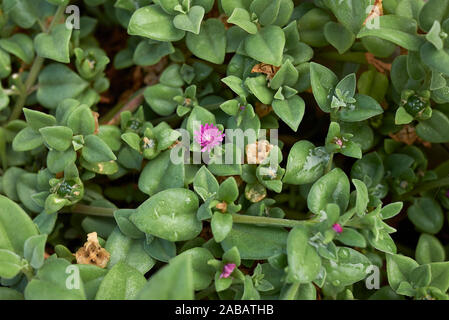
332 223 343 233
220 263 236 279
335 138 343 147
194 123 225 152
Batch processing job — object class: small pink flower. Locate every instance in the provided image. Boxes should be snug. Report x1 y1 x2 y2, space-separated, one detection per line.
335 138 343 147
332 223 343 234
220 263 236 279
240 105 246 111
194 123 225 152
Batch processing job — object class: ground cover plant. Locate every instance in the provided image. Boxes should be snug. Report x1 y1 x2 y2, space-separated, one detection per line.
1 0 449 301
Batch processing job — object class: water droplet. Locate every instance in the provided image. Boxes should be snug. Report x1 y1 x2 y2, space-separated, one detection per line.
332 280 340 286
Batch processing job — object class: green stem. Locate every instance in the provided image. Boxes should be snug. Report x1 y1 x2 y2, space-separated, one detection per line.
21 264 34 281
325 153 334 174
69 204 116 217
99 89 146 126
230 213 310 228
397 176 449 201
69 204 314 228
8 5 66 121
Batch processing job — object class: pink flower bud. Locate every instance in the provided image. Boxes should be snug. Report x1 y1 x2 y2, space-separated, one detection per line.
335 138 343 147
332 223 343 233
220 263 236 279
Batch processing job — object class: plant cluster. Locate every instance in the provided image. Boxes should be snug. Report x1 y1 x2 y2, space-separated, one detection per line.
0 0 449 301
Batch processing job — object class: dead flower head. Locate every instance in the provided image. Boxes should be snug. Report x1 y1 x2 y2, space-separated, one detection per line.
246 140 274 164
75 232 110 268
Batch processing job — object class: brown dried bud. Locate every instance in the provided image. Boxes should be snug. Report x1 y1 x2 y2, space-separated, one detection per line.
251 63 280 80
363 0 383 26
75 232 110 268
255 102 273 118
216 202 228 213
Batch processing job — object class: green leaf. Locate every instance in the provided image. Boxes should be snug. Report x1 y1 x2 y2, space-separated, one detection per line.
186 18 226 64
307 168 350 215
128 5 185 41
12 127 43 152
39 126 73 152
144 84 183 116
416 110 449 143
426 21 444 50
105 227 155 274
113 209 145 240
429 262 449 292
211 212 233 242
23 234 47 269
34 23 72 63
323 247 372 287
408 197 444 234
138 150 185 196
270 60 298 90
357 15 424 51
323 0 371 34
310 62 338 113
418 0 449 32
144 237 176 263
133 40 175 67
82 135 117 163
47 149 77 174
37 64 89 109
67 106 96 136
95 262 146 300
244 25 285 66
0 33 34 64
286 226 321 283
227 8 257 34
416 234 446 264
131 188 202 242
357 70 389 103
0 249 22 279
323 21 355 54
272 95 305 132
244 75 274 104
221 224 288 260
250 0 281 26
0 287 24 300
173 6 205 34
381 202 403 219
352 179 369 216
337 228 367 248
137 254 194 299
2 0 39 29
0 195 39 255
23 108 56 131
420 42 449 78
24 258 86 300
193 166 219 201
283 141 325 185
170 247 215 291
386 253 419 291
218 177 239 203
339 94 384 122
242 275 260 300
221 0 253 16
